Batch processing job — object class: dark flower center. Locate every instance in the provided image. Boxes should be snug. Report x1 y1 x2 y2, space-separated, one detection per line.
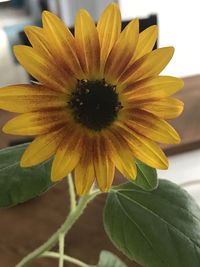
68 79 122 131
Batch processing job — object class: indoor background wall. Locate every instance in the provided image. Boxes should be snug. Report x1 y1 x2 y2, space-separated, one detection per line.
120 0 200 77
58 0 118 27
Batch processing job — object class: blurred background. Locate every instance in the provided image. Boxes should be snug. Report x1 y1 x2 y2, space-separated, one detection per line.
0 1 200 266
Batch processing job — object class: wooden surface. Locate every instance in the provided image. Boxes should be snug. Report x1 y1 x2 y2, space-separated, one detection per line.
0 75 200 267
0 181 137 267
163 75 200 155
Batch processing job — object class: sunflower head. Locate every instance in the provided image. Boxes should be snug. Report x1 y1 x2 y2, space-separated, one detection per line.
0 3 184 195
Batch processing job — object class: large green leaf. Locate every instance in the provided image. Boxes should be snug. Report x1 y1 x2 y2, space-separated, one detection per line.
0 143 54 208
133 160 158 191
104 179 200 267
96 250 127 267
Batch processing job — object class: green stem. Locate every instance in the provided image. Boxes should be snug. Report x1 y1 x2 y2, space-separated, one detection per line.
41 251 90 267
16 191 100 267
59 233 65 267
68 173 76 212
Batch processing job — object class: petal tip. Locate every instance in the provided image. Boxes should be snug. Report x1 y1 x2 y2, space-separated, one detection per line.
171 131 181 144
135 18 140 23
151 24 158 30
160 46 175 56
175 136 181 144
20 157 31 168
179 102 184 116
42 10 51 18
2 124 10 134
130 18 139 28
176 100 184 117
161 159 169 170
148 25 158 37
168 46 175 55
179 78 185 89
77 8 90 17
76 187 90 196
24 26 31 34
13 45 27 59
98 185 110 193
149 24 158 33
129 173 137 180
13 45 20 53
42 10 58 25
50 170 64 182
133 18 140 30
20 150 37 168
108 2 119 8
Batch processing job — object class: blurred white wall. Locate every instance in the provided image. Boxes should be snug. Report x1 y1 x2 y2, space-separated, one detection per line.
59 0 118 27
158 149 200 205
119 0 200 78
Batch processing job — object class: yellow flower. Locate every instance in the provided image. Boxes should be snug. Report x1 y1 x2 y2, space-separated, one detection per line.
0 3 184 195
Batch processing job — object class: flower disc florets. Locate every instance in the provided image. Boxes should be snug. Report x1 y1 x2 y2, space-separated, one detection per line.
68 79 122 131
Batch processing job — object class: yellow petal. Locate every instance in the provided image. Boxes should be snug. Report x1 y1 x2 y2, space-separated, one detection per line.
115 122 168 169
132 25 158 61
0 84 66 113
104 129 137 180
75 161 95 196
93 136 115 192
3 110 69 136
14 45 75 93
139 97 184 119
24 26 76 84
51 129 83 182
24 26 52 57
74 136 95 195
104 19 139 84
120 47 175 84
97 3 121 72
42 11 84 78
21 126 67 167
125 110 180 144
75 9 100 79
124 76 184 100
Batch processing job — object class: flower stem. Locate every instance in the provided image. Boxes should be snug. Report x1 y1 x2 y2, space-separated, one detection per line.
68 173 76 212
41 251 90 267
16 190 100 267
59 233 65 267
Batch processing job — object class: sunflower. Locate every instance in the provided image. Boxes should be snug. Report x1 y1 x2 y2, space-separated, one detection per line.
0 3 184 195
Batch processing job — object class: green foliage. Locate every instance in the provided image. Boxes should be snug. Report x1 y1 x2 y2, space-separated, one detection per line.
0 144 53 208
96 250 127 267
133 160 158 191
104 179 200 267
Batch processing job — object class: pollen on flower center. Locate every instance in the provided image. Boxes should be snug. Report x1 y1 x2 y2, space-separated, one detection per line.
68 79 122 131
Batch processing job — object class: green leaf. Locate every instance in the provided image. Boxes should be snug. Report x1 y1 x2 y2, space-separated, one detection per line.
96 250 127 267
104 179 200 267
133 160 158 191
0 143 54 208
